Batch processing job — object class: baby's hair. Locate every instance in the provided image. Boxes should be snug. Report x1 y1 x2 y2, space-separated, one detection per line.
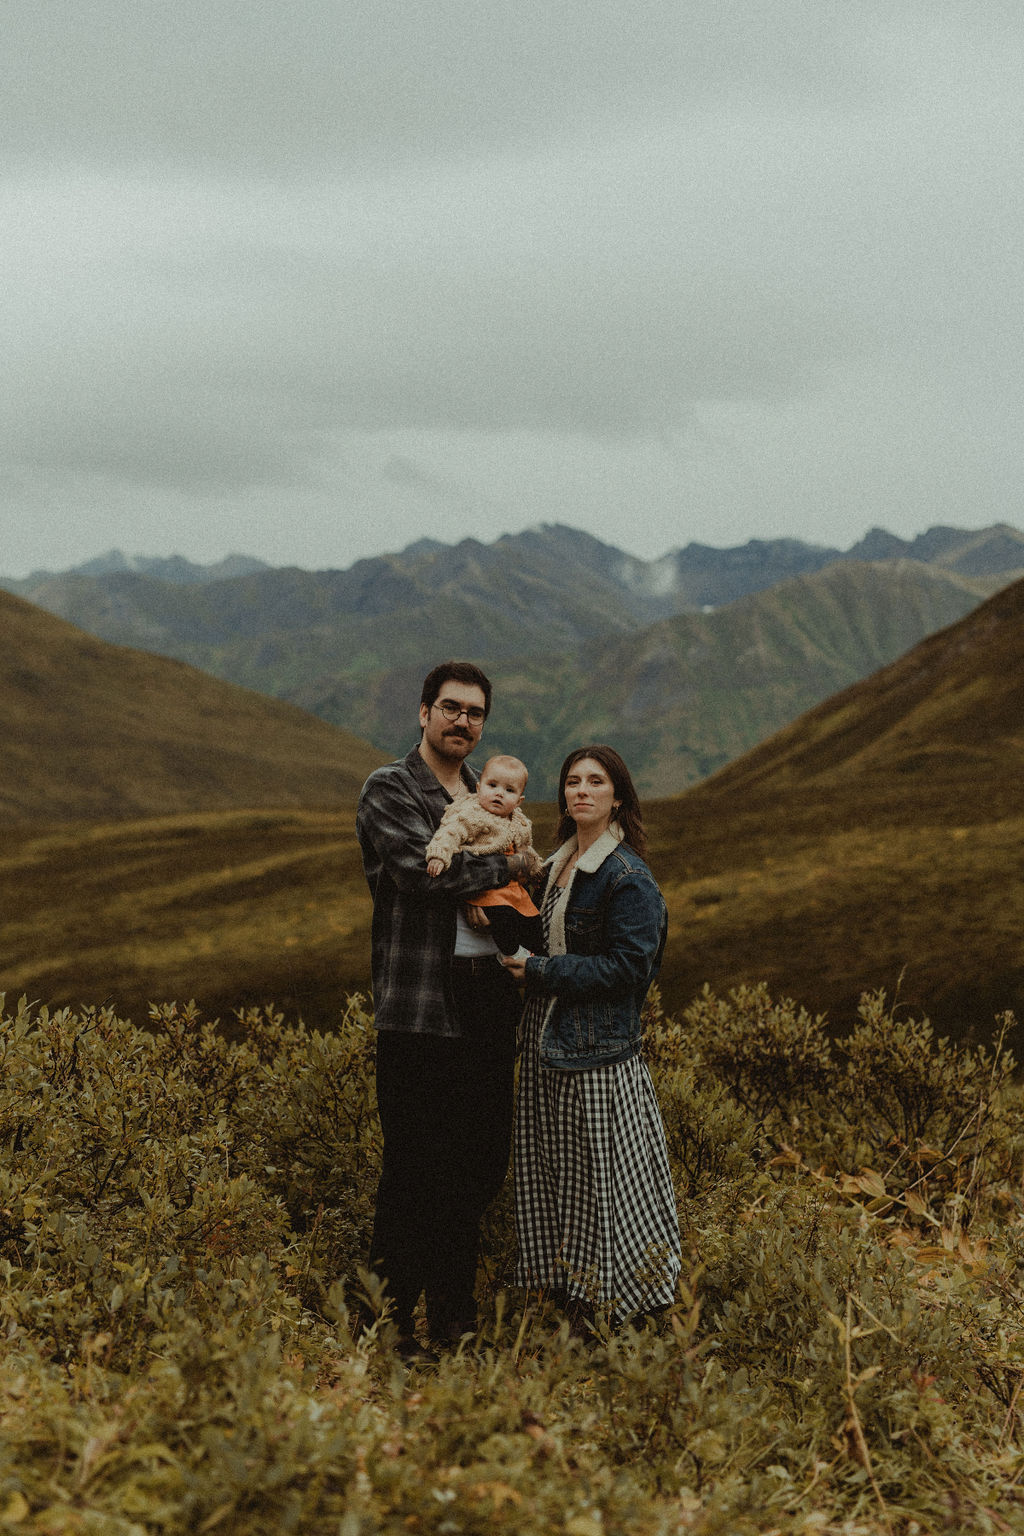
481 754 529 789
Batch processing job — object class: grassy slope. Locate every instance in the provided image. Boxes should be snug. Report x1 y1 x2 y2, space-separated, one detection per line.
652 787 1024 1040
0 590 384 821
3 780 1021 1043
0 811 373 1027
653 576 1024 1035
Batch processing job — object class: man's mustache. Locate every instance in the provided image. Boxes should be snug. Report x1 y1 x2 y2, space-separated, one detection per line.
444 727 472 741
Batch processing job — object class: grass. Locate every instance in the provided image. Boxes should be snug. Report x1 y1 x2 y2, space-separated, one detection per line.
4 786 1023 1041
0 588 384 821
652 792 1024 1038
0 811 371 1028
7 548 1024 1039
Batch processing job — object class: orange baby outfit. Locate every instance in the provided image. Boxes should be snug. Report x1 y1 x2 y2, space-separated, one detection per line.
471 865 540 917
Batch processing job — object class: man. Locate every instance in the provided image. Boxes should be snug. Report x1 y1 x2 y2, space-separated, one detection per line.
355 660 530 1358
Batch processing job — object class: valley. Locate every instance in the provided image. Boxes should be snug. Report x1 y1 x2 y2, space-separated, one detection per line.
3 531 1024 1044
6 522 1023 797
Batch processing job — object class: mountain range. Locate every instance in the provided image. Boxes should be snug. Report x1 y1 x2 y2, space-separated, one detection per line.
8 519 1023 607
3 570 1023 1038
4 522 1024 795
9 550 270 586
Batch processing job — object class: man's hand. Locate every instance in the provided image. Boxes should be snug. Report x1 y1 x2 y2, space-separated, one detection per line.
500 953 528 982
426 857 445 877
506 851 539 881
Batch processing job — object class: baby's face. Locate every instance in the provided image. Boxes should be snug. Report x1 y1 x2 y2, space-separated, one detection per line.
477 766 527 818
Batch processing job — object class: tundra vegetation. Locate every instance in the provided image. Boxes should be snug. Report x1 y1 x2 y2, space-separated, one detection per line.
1 984 1022 1534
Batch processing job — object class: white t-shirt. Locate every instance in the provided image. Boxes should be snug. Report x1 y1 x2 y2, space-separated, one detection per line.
453 906 499 957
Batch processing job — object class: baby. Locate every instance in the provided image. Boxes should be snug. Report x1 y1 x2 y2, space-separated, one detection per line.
426 754 545 956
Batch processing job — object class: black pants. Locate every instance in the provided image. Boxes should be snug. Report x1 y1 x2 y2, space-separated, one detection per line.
369 960 519 1336
483 905 545 957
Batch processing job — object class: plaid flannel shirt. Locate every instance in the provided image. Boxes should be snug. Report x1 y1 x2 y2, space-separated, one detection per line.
356 747 515 1036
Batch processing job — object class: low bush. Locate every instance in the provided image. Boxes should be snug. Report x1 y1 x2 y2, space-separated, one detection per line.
0 984 1021 1534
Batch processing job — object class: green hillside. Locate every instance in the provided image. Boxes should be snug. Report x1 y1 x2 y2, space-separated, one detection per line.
532 557 990 793
6 524 1022 797
282 558 993 797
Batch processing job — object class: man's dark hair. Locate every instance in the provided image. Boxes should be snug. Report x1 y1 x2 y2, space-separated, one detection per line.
420 661 493 719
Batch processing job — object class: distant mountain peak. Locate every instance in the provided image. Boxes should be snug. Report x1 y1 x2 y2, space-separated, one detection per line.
399 536 448 558
77 547 132 574
10 551 270 586
847 527 909 561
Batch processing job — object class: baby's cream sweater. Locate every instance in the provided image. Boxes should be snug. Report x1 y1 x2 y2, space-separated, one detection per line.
425 796 543 875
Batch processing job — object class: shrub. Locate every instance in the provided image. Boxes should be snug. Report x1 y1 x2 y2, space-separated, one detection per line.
227 998 380 1301
680 983 835 1130
1 986 1023 1535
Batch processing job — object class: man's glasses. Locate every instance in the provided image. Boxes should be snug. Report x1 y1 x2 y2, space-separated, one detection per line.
432 700 486 725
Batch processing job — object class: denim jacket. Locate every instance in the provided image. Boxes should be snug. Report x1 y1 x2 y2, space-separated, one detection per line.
523 826 667 1071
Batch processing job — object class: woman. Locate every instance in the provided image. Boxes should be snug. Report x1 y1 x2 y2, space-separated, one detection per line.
501 745 680 1326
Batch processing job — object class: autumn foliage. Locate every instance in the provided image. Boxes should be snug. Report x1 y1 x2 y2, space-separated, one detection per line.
0 986 1022 1533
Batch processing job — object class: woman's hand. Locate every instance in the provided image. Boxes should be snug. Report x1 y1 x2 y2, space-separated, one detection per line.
463 902 491 932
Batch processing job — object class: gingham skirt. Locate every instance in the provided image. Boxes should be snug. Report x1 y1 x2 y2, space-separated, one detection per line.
513 888 681 1317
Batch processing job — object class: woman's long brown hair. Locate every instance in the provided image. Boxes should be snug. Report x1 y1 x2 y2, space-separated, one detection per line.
554 745 648 861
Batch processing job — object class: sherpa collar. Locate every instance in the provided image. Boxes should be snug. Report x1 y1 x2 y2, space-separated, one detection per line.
545 823 624 882
540 824 624 959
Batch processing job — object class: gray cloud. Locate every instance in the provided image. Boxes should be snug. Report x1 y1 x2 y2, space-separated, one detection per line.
2 2 935 173
1 3 1023 574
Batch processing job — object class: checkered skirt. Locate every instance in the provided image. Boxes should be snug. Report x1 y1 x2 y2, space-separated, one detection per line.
513 885 681 1317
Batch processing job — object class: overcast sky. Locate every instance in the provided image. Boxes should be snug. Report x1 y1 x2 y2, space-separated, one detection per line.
2 2 1022 576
